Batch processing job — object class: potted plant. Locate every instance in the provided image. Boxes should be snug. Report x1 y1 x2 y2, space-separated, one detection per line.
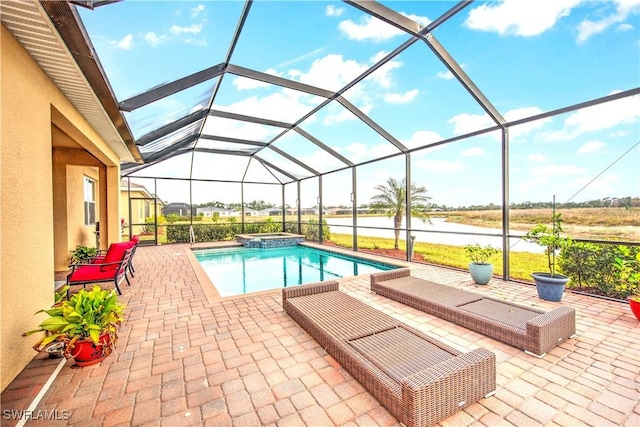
523 200 570 301
628 295 640 321
464 244 500 285
70 245 99 264
23 285 126 366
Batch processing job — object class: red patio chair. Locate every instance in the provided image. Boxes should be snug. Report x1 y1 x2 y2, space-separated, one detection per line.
66 242 134 297
91 235 139 277
128 235 139 276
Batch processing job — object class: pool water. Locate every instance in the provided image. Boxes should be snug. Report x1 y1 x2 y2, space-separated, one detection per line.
193 246 397 297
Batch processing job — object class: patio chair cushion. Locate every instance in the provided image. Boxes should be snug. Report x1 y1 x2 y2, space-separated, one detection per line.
69 264 121 281
100 242 134 271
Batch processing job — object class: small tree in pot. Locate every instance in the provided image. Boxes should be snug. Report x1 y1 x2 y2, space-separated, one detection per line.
523 199 570 301
465 244 500 285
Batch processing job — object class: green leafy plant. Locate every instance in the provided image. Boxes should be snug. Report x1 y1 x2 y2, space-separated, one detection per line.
70 245 98 264
23 285 126 358
611 247 640 296
559 242 640 299
464 244 500 265
523 211 570 277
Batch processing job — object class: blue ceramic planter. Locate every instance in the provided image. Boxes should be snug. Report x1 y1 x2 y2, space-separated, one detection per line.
531 273 569 302
469 263 494 285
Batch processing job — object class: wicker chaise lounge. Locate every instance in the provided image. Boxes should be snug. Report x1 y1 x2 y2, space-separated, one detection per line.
282 281 496 427
370 268 576 357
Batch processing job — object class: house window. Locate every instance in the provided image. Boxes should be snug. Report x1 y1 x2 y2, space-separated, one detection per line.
84 176 96 226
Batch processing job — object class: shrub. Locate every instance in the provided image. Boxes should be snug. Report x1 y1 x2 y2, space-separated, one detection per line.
300 219 330 241
70 245 98 264
560 242 640 298
245 218 282 234
166 223 242 243
165 213 181 223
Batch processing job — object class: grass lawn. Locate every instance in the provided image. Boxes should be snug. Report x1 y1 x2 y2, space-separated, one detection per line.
328 233 547 282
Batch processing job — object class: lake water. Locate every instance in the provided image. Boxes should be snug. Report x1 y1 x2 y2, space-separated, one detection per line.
324 216 543 253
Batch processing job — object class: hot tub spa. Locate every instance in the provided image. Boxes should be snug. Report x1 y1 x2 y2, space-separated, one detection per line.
236 232 306 248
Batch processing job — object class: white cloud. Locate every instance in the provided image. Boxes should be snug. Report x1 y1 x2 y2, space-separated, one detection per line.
530 164 585 177
276 47 327 69
299 54 368 91
338 12 431 42
112 34 134 50
436 64 466 80
448 113 493 135
401 130 443 149
232 68 282 90
504 106 545 122
214 91 318 124
578 140 606 154
610 130 629 137
461 147 484 157
291 52 411 109
577 0 640 43
415 159 464 173
325 5 344 17
384 89 419 104
577 18 613 43
201 116 280 142
323 104 372 125
437 70 454 80
191 5 205 18
448 106 551 140
337 142 398 162
464 0 581 36
184 38 207 47
505 106 552 139
367 51 402 89
292 149 346 173
232 77 270 90
543 93 640 141
561 173 621 192
170 24 203 35
527 153 548 162
144 32 165 47
617 23 635 32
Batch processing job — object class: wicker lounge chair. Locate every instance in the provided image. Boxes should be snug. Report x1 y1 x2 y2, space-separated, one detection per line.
282 281 496 427
370 268 576 357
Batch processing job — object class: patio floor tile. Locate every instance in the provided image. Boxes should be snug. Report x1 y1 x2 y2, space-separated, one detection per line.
2 243 639 426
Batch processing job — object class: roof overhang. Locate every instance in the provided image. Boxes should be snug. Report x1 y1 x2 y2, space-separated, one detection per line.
0 0 142 163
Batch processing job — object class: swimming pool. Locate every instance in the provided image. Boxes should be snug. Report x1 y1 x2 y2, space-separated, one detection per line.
193 246 398 297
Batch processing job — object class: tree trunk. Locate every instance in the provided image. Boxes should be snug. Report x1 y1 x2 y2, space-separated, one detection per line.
393 213 402 250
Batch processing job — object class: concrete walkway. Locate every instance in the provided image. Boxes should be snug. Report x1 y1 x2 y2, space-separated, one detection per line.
2 243 639 426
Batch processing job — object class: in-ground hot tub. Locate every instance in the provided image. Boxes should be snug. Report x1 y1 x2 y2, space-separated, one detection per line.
236 232 305 248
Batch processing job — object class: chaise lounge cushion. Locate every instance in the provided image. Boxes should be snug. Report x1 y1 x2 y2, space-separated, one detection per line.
282 281 496 427
370 268 576 357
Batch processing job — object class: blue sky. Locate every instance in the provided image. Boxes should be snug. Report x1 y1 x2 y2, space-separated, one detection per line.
78 0 640 208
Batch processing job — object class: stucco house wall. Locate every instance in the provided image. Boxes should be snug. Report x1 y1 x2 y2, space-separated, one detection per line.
0 24 122 391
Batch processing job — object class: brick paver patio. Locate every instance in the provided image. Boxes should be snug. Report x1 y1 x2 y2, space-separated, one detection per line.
2 243 639 426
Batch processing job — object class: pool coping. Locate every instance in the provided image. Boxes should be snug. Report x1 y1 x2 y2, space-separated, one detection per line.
186 242 410 305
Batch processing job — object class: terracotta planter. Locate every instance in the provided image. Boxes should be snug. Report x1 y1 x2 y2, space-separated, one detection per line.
67 334 112 366
628 296 640 321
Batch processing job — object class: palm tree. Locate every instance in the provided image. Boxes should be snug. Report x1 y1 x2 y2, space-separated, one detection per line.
370 177 432 250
